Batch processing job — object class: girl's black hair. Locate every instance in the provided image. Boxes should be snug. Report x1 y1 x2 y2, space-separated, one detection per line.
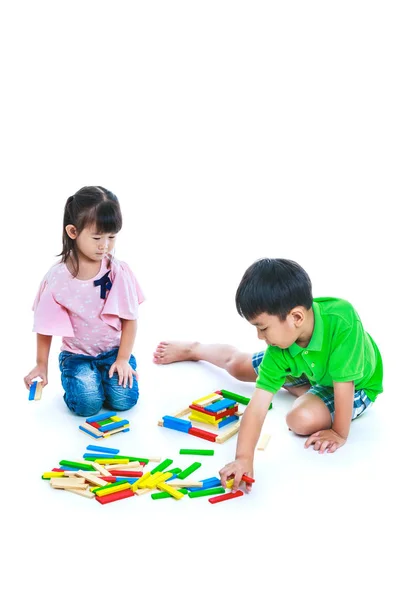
235 258 313 321
59 186 122 276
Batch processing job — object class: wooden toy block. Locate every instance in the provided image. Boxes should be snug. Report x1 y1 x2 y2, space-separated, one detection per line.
188 486 226 498
59 460 96 471
95 482 132 497
162 416 192 433
99 420 129 433
151 488 189 499
135 487 152 496
106 461 141 470
189 404 238 419
93 458 129 465
34 381 43 400
177 462 202 479
79 427 103 439
179 449 214 456
219 389 251 405
42 472 65 479
205 399 237 413
28 380 37 400
132 472 152 491
86 445 120 455
188 427 218 442
108 470 143 478
192 393 223 405
187 477 221 492
95 488 135 504
50 478 88 489
103 426 130 437
87 461 112 476
79 424 104 438
215 421 241 443
226 478 234 489
146 471 173 489
257 433 271 451
188 411 224 426
156 482 185 500
66 488 95 499
150 459 173 475
75 470 106 487
209 490 244 504
241 474 255 484
86 411 117 423
168 480 203 488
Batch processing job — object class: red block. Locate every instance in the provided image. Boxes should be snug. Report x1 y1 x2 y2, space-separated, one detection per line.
109 470 143 477
209 490 244 504
99 476 117 482
95 488 135 504
189 404 238 419
188 427 217 442
52 468 64 472
88 421 101 429
241 474 255 484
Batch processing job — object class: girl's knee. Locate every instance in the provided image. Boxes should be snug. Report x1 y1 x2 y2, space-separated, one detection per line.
106 382 139 411
64 392 103 417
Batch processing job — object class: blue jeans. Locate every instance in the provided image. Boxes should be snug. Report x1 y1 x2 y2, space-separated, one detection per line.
59 348 139 417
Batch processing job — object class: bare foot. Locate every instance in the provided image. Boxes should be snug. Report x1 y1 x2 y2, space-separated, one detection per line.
153 341 199 365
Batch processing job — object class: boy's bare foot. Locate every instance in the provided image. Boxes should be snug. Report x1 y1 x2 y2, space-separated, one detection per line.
153 341 199 365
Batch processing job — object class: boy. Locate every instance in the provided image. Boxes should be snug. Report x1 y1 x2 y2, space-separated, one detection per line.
154 258 383 491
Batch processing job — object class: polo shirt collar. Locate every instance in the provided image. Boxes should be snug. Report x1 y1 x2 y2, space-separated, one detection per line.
288 301 323 357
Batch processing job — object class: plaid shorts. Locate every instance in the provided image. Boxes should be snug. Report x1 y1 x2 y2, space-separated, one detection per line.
252 351 372 421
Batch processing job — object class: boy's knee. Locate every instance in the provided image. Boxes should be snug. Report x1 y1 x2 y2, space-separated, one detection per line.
286 407 315 435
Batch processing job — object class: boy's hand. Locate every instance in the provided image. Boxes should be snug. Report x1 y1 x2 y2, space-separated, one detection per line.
305 428 346 453
109 359 137 388
24 364 48 389
219 457 254 492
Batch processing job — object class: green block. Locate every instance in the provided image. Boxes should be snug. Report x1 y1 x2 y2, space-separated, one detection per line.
150 459 173 474
220 389 272 410
219 389 250 405
59 460 96 471
179 449 214 456
92 479 129 493
188 486 225 498
167 468 182 476
97 418 113 426
84 455 142 462
177 462 202 479
151 488 189 499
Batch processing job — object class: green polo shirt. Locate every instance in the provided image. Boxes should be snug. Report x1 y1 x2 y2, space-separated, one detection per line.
256 297 383 401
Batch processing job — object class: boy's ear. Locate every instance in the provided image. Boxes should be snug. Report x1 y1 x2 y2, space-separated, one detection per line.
65 224 78 239
291 306 305 327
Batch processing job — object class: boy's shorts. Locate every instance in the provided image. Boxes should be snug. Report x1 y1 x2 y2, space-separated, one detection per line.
252 351 372 421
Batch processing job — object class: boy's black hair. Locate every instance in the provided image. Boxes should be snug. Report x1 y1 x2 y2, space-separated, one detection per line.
235 258 313 321
59 186 122 277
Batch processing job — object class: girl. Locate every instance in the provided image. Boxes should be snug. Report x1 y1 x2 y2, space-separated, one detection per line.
24 186 144 417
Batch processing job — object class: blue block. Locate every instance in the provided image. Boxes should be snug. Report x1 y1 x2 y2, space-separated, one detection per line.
115 477 138 484
99 420 129 433
60 466 78 471
218 414 239 429
79 426 102 439
162 416 192 433
86 411 117 424
205 399 236 413
28 381 37 401
86 445 120 454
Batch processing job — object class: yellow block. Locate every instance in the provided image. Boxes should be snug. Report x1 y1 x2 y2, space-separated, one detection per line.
132 471 151 492
157 482 184 500
42 471 64 479
110 416 122 422
192 393 222 406
226 478 234 489
95 482 132 497
189 411 222 425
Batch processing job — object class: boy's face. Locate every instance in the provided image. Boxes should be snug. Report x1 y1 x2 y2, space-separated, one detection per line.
250 311 300 349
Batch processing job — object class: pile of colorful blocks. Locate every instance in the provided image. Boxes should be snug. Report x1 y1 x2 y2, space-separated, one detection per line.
79 411 130 439
42 445 254 505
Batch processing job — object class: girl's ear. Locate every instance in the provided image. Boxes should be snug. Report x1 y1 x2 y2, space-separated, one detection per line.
65 224 78 239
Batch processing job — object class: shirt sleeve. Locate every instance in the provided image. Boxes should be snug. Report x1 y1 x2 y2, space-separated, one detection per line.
255 347 288 395
328 323 365 382
32 278 74 337
100 261 145 329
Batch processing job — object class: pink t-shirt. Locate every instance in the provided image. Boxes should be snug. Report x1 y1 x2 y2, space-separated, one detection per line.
32 257 144 356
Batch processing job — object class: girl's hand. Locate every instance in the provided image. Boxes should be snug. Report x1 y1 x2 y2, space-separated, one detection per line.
24 364 48 389
304 428 347 453
219 457 254 492
109 359 137 388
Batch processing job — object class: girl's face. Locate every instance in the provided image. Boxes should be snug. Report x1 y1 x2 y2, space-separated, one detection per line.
66 225 117 262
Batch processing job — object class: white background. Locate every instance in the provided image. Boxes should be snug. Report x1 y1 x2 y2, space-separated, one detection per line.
1 1 398 597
